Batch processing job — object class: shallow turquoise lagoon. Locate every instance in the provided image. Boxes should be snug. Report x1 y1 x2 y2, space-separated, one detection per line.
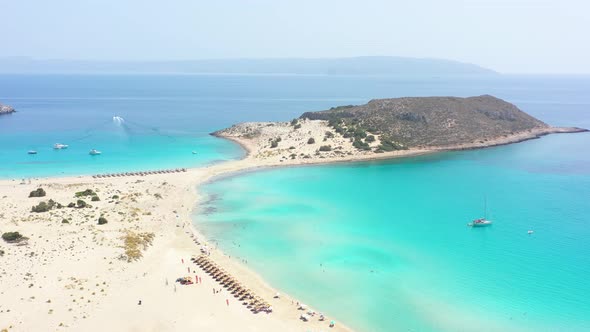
198 132 590 332
3 73 590 331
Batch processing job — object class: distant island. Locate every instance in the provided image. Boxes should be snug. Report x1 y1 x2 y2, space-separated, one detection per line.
0 56 497 76
213 95 586 165
0 102 15 115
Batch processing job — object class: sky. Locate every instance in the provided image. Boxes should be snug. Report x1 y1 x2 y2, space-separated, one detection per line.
1 0 588 74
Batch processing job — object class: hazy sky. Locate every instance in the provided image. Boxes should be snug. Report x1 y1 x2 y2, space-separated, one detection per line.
1 0 588 73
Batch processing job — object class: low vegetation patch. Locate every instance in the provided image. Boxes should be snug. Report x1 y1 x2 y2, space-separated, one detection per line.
319 145 332 152
307 137 315 144
353 138 371 151
120 231 155 262
31 199 61 213
75 189 96 197
378 138 407 152
29 188 46 198
269 137 282 148
2 231 25 243
91 196 100 202
97 216 108 225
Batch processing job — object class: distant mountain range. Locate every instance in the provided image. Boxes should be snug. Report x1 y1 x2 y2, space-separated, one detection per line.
0 56 497 76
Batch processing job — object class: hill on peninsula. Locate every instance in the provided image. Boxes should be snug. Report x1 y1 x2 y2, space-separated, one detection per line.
300 95 549 148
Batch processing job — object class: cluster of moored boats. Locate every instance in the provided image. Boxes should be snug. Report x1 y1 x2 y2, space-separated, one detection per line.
28 143 101 155
192 255 272 314
92 168 187 178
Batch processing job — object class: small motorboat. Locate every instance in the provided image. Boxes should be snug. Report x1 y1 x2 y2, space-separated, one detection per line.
192 151 197 154
89 149 101 155
54 143 69 149
28 150 38 155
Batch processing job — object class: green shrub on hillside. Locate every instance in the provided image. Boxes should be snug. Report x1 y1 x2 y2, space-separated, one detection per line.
353 138 371 151
378 138 407 152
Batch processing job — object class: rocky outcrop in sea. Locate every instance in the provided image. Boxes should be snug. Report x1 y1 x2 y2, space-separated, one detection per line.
0 103 15 115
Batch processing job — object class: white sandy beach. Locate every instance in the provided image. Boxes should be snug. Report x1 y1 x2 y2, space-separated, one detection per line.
0 119 583 332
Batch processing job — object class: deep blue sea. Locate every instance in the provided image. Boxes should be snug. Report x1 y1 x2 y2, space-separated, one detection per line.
2 74 590 331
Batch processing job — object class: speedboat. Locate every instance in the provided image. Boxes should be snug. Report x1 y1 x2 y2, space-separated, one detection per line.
468 218 492 227
89 149 101 155
192 151 197 154
54 143 69 149
28 150 37 155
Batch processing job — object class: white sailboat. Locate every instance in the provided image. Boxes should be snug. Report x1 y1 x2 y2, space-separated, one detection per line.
468 197 492 227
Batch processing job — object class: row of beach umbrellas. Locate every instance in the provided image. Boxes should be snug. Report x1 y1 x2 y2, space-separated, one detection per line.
192 255 272 313
92 168 187 178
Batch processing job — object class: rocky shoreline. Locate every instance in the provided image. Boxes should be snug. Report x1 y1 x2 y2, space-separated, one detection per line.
212 119 587 167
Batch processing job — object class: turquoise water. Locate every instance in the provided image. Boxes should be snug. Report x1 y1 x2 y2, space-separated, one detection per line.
198 132 590 331
3 73 590 331
2 74 589 178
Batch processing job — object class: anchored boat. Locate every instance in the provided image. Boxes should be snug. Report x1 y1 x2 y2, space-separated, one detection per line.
468 197 493 227
89 149 101 155
469 218 492 227
54 143 69 149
